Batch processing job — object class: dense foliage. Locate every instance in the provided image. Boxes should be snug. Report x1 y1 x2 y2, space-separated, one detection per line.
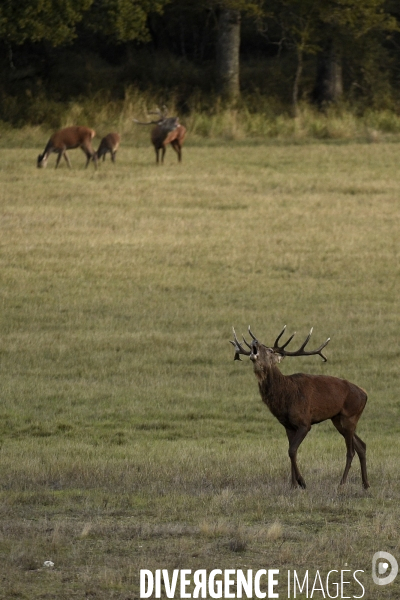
0 0 399 125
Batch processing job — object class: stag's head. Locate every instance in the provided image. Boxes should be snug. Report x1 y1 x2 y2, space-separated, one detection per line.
133 107 179 131
230 326 330 376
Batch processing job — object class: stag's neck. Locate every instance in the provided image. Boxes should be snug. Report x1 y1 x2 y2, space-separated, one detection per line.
255 364 293 417
254 362 284 387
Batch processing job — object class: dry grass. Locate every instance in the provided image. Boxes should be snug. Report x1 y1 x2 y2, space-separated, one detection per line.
0 137 399 598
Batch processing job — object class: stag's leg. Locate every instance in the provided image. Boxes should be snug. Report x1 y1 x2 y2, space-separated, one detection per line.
111 151 116 163
331 415 357 486
340 433 355 486
161 146 166 164
353 434 369 489
286 430 298 487
171 140 182 162
286 426 310 489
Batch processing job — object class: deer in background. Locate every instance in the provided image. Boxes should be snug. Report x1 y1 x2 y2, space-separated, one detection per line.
134 107 186 164
231 325 369 489
95 132 121 163
37 126 97 169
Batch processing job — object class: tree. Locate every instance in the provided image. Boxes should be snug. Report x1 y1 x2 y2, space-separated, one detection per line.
312 38 343 106
313 0 397 107
270 0 319 114
153 0 264 102
0 0 171 54
84 0 169 43
270 0 397 113
212 1 264 101
0 0 93 46
216 7 241 100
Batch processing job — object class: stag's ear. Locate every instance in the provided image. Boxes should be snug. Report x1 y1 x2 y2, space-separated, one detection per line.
273 352 283 363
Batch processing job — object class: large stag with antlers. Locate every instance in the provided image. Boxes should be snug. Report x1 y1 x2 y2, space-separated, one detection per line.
134 107 186 164
231 326 369 489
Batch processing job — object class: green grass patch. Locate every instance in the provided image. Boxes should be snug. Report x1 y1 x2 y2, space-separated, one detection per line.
0 138 399 598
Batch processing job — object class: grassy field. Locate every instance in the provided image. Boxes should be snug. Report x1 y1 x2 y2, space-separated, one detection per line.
0 132 400 599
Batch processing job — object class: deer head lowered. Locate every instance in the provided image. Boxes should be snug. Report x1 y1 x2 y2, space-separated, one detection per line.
37 126 97 169
231 325 369 489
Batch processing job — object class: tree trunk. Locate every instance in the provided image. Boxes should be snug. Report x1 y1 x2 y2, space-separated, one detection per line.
313 39 343 107
216 8 241 102
292 47 303 117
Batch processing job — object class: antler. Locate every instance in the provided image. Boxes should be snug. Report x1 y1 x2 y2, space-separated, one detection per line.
133 109 179 133
133 106 168 125
230 326 256 361
148 105 168 118
273 325 330 362
133 118 160 126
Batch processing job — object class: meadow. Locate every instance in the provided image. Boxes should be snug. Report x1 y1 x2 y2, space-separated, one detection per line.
0 129 400 598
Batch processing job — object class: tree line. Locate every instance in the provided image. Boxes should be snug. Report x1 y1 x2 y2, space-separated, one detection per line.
1 0 400 123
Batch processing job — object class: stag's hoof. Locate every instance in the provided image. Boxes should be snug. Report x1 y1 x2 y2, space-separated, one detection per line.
291 480 306 490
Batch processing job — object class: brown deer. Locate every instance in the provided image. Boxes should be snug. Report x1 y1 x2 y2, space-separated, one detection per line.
37 126 97 169
231 325 369 489
151 118 186 164
95 132 121 163
134 107 186 164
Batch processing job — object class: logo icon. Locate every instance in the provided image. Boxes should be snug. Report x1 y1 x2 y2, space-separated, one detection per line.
372 551 398 586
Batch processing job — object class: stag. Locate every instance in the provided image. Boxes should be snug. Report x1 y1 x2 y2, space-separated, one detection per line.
95 132 121 163
37 126 97 169
231 326 369 489
134 107 186 164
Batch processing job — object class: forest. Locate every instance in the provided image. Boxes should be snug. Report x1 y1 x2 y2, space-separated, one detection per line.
1 0 400 128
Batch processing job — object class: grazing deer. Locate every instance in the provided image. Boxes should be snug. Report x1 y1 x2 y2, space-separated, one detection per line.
134 107 186 164
37 126 97 169
95 132 121 163
231 325 369 489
